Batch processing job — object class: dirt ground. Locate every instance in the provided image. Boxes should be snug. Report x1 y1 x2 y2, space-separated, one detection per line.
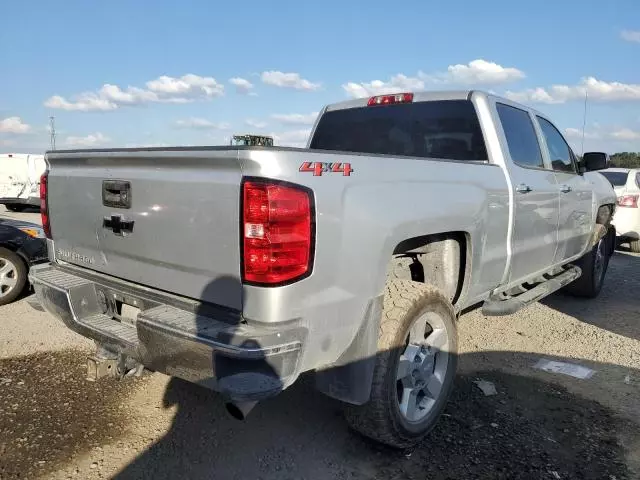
1 207 639 479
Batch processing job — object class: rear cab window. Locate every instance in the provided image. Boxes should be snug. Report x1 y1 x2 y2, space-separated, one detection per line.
309 100 488 162
600 171 630 186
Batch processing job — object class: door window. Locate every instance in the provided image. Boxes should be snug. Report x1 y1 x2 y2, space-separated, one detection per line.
536 116 577 173
496 103 544 169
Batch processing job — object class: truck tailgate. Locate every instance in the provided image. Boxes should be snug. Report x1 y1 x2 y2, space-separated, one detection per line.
46 149 243 310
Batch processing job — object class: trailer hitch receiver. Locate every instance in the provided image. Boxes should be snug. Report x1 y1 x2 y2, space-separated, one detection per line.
86 347 144 382
86 355 118 381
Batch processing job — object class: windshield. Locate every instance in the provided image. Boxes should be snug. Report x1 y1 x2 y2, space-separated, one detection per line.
600 171 628 186
309 100 488 161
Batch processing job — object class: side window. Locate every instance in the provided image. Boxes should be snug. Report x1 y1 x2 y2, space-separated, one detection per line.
536 116 576 173
635 173 640 189
496 103 544 169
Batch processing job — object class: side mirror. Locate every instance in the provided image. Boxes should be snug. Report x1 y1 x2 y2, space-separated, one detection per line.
582 152 609 172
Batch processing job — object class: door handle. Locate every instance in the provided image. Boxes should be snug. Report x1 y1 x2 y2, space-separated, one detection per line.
560 185 572 193
515 184 532 193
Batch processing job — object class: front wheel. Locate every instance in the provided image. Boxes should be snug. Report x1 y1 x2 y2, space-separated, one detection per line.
565 234 610 298
0 248 28 306
344 280 458 448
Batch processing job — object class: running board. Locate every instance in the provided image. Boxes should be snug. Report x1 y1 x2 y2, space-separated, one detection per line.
482 266 582 316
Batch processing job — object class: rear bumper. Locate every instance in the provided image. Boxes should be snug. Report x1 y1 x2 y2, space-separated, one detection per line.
29 263 306 402
612 207 640 240
0 197 39 207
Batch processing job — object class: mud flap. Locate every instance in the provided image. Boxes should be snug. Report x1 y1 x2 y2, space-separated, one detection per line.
315 295 383 405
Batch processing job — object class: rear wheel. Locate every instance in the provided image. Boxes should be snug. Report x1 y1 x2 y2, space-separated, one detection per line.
565 235 610 298
344 279 458 448
0 248 28 306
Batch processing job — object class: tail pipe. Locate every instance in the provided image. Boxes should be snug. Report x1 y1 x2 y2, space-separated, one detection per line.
225 401 258 420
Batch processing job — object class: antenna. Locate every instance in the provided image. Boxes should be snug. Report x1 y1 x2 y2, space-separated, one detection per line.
49 116 56 150
580 89 588 156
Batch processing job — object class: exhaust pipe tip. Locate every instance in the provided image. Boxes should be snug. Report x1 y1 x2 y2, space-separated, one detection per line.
225 400 257 421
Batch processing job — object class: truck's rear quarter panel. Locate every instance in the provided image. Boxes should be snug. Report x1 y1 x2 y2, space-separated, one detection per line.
238 148 509 371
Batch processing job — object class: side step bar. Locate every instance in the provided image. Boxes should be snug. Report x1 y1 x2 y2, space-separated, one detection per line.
482 266 581 316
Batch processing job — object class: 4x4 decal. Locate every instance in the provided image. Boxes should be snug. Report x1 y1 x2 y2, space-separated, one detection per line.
299 162 354 176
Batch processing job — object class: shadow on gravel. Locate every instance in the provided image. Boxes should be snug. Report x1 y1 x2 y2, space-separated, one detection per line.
543 251 640 341
0 349 139 479
112 352 636 480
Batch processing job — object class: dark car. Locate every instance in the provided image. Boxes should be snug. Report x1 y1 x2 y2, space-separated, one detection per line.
0 218 47 305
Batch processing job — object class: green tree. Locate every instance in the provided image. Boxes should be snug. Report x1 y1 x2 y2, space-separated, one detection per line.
610 152 640 168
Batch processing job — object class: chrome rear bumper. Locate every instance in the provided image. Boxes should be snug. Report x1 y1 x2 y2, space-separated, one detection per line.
29 263 306 402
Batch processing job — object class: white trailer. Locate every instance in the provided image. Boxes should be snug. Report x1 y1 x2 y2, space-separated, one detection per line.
0 153 47 211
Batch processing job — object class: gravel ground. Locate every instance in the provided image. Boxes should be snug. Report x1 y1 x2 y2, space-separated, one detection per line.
0 206 639 479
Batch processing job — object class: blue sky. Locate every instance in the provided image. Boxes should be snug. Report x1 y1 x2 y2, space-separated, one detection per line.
1 0 639 154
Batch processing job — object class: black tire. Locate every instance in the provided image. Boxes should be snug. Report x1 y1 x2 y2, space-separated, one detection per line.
565 235 610 298
0 247 28 306
629 239 640 254
5 204 25 212
344 279 458 448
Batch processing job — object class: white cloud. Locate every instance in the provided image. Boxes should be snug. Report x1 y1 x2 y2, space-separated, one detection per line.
610 128 640 141
245 119 268 129
504 87 563 104
0 116 32 134
564 128 599 140
506 77 640 104
564 126 640 153
45 74 224 112
44 94 117 111
621 30 640 43
63 132 110 148
343 59 524 98
422 59 525 85
272 129 311 148
145 74 224 98
271 112 318 125
261 71 321 91
0 139 16 147
343 74 425 98
229 77 255 94
175 118 230 130
124 141 171 148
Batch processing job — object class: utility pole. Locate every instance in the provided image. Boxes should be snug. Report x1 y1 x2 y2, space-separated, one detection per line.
49 116 56 151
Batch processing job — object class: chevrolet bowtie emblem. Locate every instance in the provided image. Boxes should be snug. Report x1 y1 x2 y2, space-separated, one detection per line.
103 215 135 236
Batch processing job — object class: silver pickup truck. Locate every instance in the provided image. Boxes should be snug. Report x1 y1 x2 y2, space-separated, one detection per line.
30 90 616 448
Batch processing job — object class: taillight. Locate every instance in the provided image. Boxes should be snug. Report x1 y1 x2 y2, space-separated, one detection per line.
242 179 314 285
617 194 638 208
367 92 414 106
39 172 51 238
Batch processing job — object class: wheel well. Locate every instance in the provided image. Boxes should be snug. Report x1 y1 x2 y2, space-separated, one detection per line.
389 232 469 305
596 204 616 256
0 243 28 264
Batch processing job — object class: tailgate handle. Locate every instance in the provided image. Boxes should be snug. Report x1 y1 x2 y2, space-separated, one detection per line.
102 180 131 209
